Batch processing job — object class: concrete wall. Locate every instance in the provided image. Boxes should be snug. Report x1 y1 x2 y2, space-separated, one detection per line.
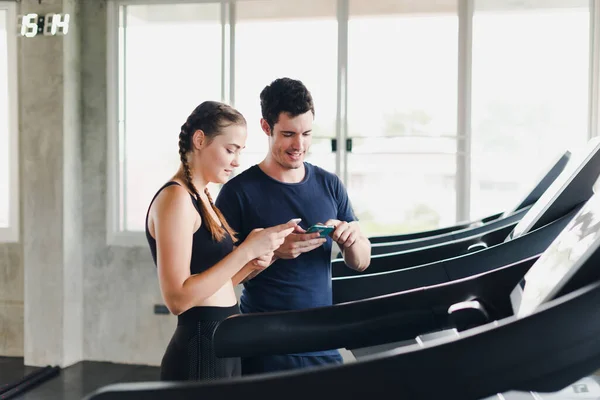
19 0 84 367
0 244 22 357
80 0 173 366
0 0 173 367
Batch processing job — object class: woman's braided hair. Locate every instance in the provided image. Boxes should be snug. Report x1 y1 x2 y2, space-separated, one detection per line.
178 101 245 242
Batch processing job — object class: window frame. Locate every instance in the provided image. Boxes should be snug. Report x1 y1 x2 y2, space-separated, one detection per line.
0 0 19 243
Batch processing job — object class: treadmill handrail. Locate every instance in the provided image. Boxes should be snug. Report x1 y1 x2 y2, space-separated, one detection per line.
213 255 537 358
85 279 600 400
369 206 528 249
332 207 576 304
333 206 577 283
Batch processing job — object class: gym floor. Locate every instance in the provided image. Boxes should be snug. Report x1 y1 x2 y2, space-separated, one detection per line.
0 357 159 399
3 355 600 399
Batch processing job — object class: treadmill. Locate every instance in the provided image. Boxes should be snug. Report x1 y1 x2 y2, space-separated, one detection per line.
85 187 600 400
333 139 600 280
368 149 570 244
338 150 571 257
333 209 575 303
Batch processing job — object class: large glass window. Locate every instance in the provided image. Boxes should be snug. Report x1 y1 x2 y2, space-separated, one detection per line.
234 0 338 174
110 0 594 241
117 3 222 232
470 0 589 219
347 0 458 235
0 3 18 242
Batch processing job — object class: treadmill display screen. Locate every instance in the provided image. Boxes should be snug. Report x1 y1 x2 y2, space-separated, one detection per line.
509 139 599 240
502 151 569 217
515 194 600 317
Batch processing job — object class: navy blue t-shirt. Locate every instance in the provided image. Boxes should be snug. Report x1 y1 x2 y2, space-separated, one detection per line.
216 163 356 356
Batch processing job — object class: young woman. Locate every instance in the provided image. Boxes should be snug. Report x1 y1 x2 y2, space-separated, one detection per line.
145 101 295 381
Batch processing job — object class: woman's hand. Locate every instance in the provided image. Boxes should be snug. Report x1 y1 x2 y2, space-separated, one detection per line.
240 221 296 260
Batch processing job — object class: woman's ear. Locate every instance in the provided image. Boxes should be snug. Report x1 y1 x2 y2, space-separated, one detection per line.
192 129 206 150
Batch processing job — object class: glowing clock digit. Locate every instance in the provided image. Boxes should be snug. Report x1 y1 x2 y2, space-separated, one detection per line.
19 13 38 38
53 14 70 35
43 13 70 36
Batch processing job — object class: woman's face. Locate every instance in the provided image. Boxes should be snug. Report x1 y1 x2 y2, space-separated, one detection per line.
196 123 247 185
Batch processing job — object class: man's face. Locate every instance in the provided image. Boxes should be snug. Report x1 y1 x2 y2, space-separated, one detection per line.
265 111 313 170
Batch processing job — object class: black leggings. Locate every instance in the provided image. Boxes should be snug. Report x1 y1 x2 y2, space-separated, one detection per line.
160 305 241 382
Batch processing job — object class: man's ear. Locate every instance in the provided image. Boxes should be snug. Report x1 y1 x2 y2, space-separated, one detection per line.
260 118 272 136
192 129 206 150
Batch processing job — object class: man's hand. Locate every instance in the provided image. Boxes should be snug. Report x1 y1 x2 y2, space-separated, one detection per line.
274 225 327 259
325 219 370 272
324 219 363 250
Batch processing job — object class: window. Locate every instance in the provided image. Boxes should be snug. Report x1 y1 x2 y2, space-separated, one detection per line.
108 3 223 242
347 0 458 235
109 0 339 244
0 1 18 242
234 0 338 175
470 0 590 219
108 0 596 244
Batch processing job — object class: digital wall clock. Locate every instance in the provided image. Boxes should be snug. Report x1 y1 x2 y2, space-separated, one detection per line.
17 13 70 37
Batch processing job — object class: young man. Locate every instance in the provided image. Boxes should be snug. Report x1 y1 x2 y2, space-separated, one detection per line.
216 77 371 375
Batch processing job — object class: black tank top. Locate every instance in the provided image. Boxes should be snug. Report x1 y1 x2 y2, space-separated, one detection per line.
145 181 234 275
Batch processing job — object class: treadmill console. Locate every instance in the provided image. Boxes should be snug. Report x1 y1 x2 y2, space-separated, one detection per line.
512 194 600 317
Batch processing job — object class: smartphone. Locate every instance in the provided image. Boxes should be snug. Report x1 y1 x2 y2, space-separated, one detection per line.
306 224 335 238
